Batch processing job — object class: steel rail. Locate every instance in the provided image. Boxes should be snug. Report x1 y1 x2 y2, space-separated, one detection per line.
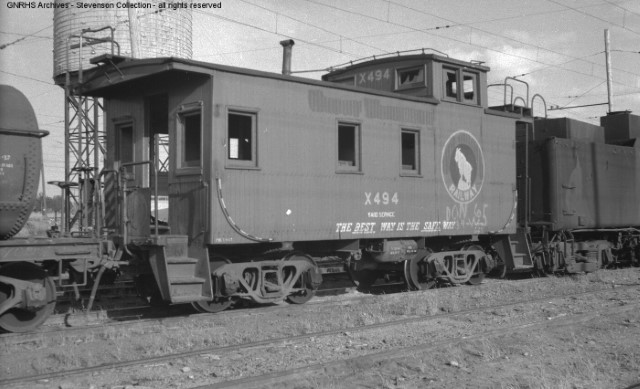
0 275 537 341
0 285 361 342
200 298 640 389
1 281 638 387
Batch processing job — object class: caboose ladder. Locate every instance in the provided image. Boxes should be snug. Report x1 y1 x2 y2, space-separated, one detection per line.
148 235 213 303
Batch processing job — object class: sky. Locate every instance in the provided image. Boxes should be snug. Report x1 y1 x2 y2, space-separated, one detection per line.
1 0 639 191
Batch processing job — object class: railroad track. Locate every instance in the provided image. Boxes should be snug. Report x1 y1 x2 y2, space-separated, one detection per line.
0 281 361 343
0 272 531 343
2 278 638 387
200 293 640 389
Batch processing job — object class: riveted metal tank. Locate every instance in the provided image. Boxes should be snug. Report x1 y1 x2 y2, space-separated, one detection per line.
53 3 193 78
0 85 48 239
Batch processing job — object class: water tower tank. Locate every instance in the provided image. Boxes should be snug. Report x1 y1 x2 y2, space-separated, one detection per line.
53 2 192 79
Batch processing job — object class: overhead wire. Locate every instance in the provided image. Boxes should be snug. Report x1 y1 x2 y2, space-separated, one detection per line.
194 1 616 124
548 0 640 36
0 30 53 39
237 0 391 55
0 24 52 50
559 80 607 109
385 0 640 83
604 0 640 18
508 51 604 79
194 0 640 103
299 0 612 84
0 70 54 86
186 0 640 100
294 0 598 120
300 0 637 121
192 9 363 59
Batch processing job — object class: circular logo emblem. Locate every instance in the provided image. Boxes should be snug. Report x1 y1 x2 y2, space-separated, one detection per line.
441 130 485 204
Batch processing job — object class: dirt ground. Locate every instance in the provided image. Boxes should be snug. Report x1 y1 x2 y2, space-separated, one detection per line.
2 268 640 389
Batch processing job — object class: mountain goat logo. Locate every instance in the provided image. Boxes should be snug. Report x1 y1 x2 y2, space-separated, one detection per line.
441 130 485 204
454 147 473 191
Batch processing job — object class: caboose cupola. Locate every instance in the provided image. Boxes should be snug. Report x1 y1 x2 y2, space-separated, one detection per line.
322 49 489 108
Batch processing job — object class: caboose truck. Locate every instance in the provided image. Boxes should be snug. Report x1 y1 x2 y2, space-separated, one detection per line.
2 43 639 333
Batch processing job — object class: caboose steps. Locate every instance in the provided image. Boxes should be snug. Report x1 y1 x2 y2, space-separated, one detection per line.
147 235 213 304
511 253 527 268
165 257 200 278
509 229 534 270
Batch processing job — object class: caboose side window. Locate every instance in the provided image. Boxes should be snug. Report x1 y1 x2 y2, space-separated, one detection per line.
396 66 425 90
444 69 458 99
228 110 257 168
337 122 361 172
177 103 202 171
443 68 480 105
463 72 477 103
401 129 420 174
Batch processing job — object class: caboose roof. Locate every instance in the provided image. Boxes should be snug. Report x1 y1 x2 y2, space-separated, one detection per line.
75 56 439 105
322 52 490 79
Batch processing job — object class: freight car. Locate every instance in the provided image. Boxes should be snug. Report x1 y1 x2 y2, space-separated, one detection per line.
0 85 108 332
1 43 638 332
523 114 640 272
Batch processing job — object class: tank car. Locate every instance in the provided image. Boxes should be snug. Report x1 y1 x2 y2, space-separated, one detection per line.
0 85 106 333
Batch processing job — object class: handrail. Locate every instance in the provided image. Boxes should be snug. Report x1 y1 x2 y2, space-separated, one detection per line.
97 168 118 237
531 94 548 118
120 160 152 253
513 97 527 113
487 83 513 107
202 180 209 239
153 136 160 240
505 77 530 108
66 26 118 85
326 47 450 72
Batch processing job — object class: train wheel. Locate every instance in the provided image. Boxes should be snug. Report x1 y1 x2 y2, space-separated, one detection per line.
404 252 436 291
192 296 233 313
494 262 507 279
492 252 508 279
0 262 56 333
192 256 233 313
284 253 320 304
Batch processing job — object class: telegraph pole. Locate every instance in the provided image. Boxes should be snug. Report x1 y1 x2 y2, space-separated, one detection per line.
604 29 613 113
128 1 140 57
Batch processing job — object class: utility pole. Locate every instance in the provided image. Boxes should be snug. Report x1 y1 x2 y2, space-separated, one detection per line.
604 29 613 113
128 1 140 57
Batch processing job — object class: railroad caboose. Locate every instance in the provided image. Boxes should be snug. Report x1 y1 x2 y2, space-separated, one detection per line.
75 45 528 305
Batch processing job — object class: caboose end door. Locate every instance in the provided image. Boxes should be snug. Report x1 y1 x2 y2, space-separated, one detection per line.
167 101 208 253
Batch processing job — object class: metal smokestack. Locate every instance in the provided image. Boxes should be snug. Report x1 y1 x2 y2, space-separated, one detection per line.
280 39 295 76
